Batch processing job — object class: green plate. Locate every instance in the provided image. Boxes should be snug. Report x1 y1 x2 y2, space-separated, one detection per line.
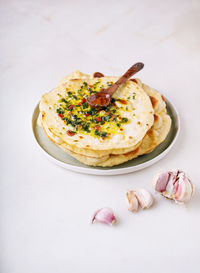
32 97 180 175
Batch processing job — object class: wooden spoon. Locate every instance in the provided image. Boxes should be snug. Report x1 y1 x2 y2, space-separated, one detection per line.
87 62 144 108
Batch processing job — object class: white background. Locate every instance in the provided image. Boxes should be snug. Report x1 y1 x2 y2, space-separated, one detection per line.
1 0 200 272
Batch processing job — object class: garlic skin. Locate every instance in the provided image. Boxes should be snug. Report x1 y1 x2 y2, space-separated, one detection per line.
153 170 194 203
134 189 154 209
92 208 116 226
126 189 153 212
126 191 139 212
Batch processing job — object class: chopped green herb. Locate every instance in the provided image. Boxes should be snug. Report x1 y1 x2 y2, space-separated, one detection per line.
63 117 72 125
61 98 67 103
72 95 77 100
121 117 128 123
101 132 108 138
82 102 89 109
102 116 110 122
82 123 90 132
87 108 98 115
56 108 64 115
94 130 100 136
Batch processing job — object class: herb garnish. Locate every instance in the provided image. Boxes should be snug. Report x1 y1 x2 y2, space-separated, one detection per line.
56 80 131 138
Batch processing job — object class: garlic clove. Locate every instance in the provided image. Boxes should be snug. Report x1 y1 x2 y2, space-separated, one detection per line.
174 172 194 203
152 171 169 193
126 189 153 211
126 191 139 212
164 171 178 199
134 189 154 209
153 170 194 203
92 208 116 226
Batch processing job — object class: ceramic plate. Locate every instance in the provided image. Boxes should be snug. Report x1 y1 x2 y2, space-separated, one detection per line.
32 96 180 175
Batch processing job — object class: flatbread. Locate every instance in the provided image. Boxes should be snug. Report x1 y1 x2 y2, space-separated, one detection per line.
39 79 171 166
55 109 171 167
38 71 171 167
39 72 154 150
40 113 142 158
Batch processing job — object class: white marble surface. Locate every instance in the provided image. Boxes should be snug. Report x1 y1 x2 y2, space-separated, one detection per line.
1 0 200 272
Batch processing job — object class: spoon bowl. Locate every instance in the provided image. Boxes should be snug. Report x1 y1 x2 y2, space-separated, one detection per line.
87 62 144 108
87 92 112 108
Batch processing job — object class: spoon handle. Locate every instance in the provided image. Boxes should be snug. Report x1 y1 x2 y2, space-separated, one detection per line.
103 62 144 96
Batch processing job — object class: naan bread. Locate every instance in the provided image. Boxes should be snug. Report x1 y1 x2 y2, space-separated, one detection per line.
51 97 171 167
40 113 142 158
39 72 154 150
38 71 171 167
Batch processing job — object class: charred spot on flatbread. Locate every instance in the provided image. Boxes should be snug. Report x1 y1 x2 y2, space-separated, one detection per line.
93 72 104 78
130 79 137 83
154 114 158 121
150 96 157 108
161 95 165 102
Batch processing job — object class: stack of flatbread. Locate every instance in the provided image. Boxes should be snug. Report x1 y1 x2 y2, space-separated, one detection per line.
38 70 171 167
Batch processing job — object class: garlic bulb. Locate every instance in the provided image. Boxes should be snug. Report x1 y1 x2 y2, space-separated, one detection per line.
126 189 154 212
92 208 116 225
153 170 194 203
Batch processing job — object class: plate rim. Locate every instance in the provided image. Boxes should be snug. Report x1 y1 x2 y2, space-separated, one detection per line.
32 94 180 176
